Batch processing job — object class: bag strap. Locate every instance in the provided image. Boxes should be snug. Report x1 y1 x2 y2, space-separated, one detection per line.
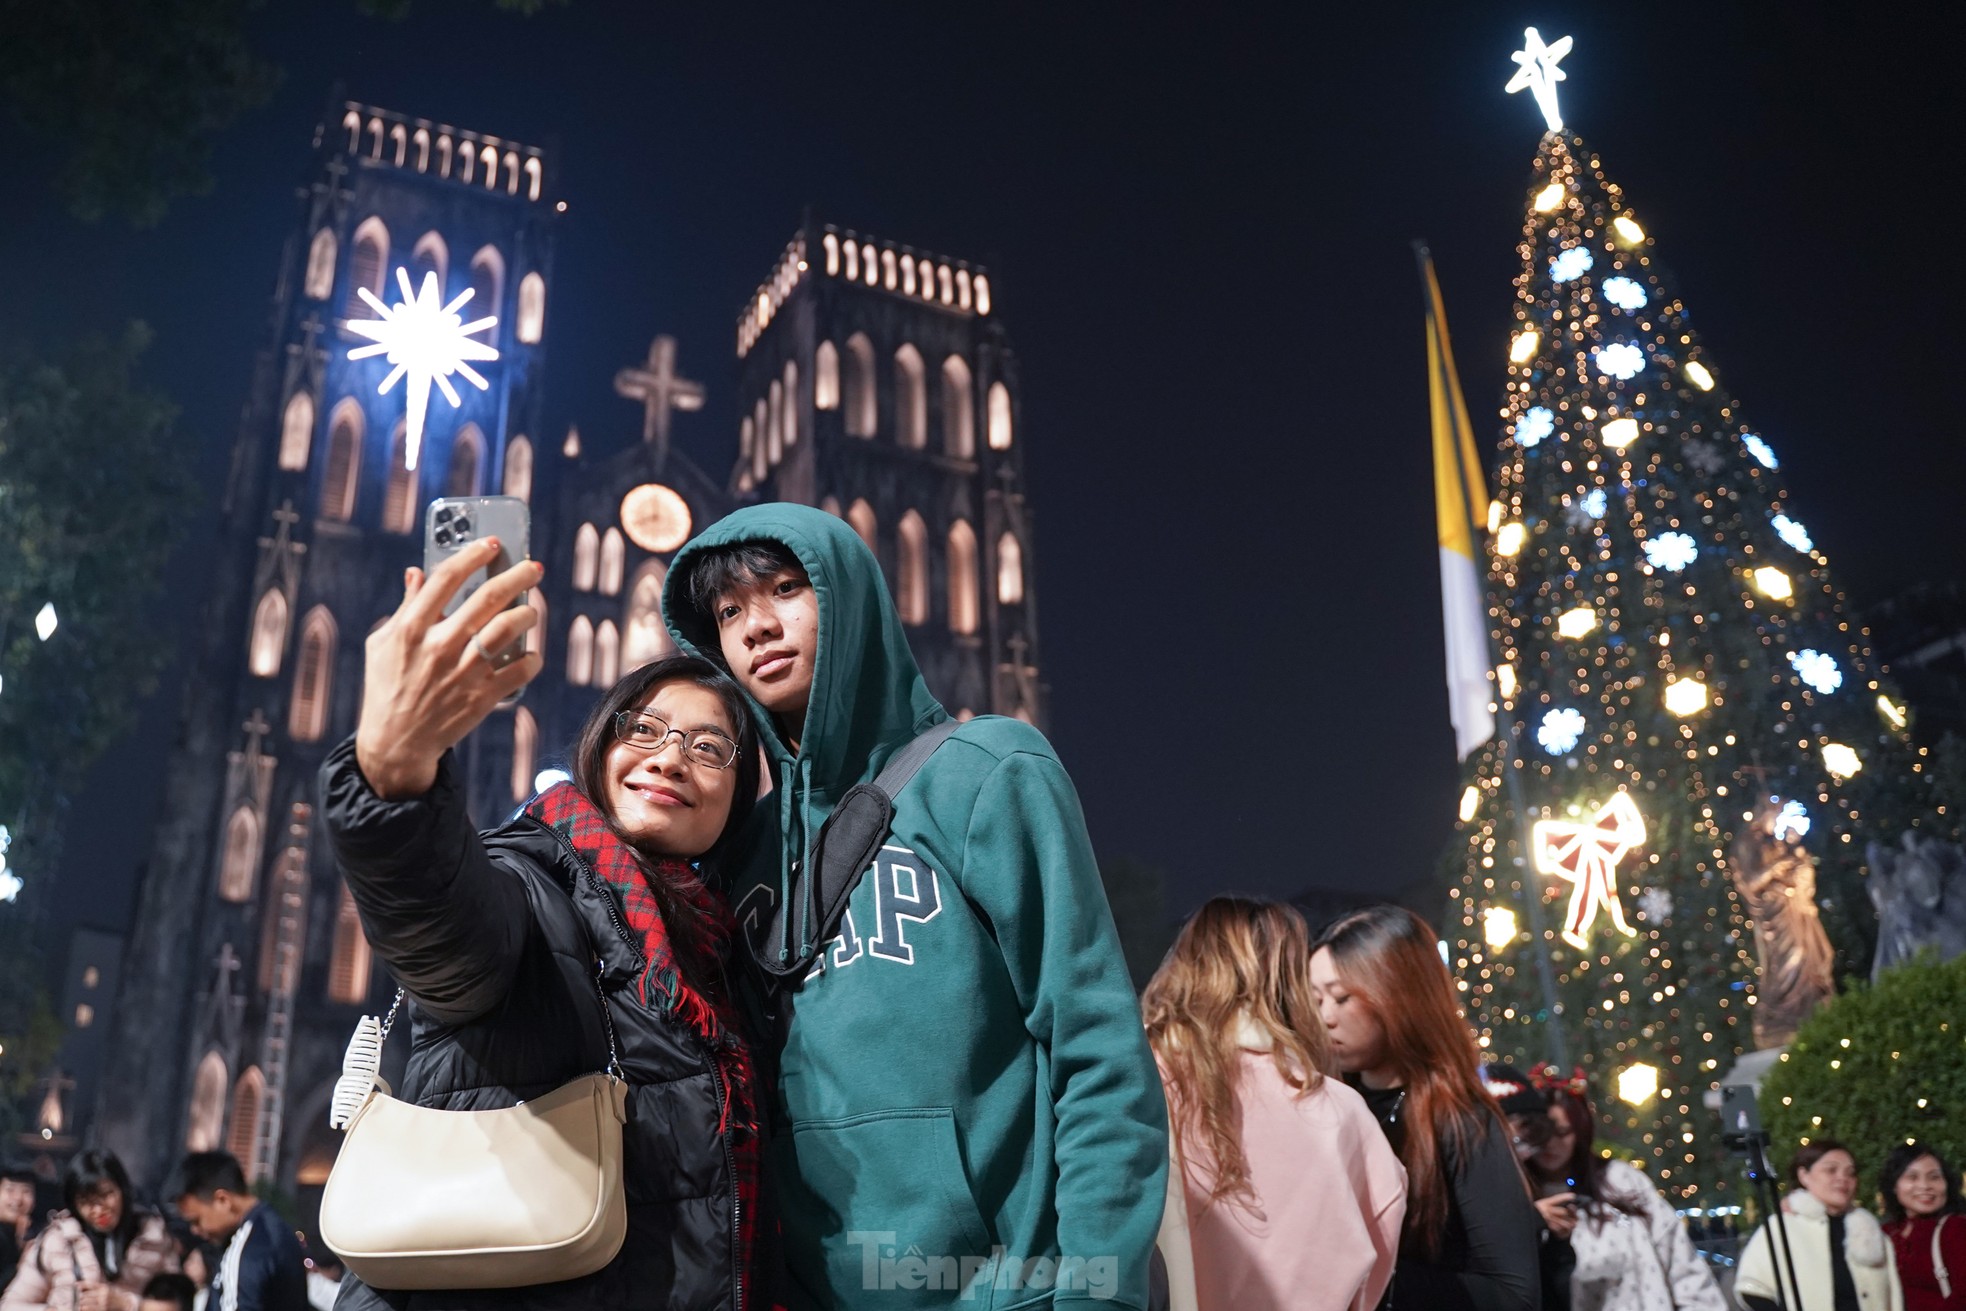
1936 1215 1951 1299
756 718 962 980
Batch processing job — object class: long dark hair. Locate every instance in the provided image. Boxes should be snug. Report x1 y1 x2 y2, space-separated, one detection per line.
1537 1085 1646 1219
62 1149 140 1273
1312 905 1516 1256
567 654 761 988
1880 1141 1961 1223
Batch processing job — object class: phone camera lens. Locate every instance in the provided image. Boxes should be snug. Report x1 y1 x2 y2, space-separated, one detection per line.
433 527 454 547
434 506 454 524
453 515 472 536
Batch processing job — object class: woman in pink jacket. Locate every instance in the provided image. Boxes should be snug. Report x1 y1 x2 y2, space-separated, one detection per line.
0 1151 178 1311
1145 896 1407 1311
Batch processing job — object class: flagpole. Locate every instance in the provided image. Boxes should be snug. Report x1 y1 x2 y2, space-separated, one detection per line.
1415 240 1568 1070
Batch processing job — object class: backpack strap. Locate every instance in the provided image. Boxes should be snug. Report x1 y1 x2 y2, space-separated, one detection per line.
1936 1215 1952 1299
756 719 962 981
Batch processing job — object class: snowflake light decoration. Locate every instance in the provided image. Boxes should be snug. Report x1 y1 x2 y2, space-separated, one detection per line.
1595 342 1646 380
1601 276 1647 310
1581 488 1609 518
0 823 18 904
1742 433 1779 469
1516 406 1556 448
1550 247 1595 283
1636 887 1673 925
1538 707 1588 754
1772 513 1815 553
1683 441 1725 476
1789 649 1843 694
347 268 500 471
1643 532 1698 572
1773 800 1812 841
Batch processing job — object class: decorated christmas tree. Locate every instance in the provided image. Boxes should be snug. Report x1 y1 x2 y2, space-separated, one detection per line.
1447 32 1927 1199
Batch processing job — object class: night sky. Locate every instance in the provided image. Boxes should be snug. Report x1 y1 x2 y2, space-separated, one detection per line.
8 2 1962 946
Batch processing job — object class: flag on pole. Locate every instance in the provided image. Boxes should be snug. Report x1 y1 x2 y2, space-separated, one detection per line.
1420 247 1496 759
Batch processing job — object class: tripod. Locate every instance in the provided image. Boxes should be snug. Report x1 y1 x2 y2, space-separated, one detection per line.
1729 1128 1804 1311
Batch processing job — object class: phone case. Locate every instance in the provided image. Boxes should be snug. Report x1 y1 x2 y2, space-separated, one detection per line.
424 496 532 667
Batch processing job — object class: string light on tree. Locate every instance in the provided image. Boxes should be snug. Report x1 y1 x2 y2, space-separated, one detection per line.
346 267 500 471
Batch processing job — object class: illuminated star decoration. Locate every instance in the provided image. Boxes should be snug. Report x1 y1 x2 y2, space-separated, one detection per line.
1533 791 1647 949
1505 27 1574 133
347 268 500 471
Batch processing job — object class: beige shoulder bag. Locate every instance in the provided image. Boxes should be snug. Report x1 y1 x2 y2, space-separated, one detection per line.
317 971 629 1290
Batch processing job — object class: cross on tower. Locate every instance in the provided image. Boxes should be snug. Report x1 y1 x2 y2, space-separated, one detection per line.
614 335 705 469
242 710 272 761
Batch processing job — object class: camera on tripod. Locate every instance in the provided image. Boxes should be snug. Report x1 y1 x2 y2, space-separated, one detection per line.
1718 1081 1801 1311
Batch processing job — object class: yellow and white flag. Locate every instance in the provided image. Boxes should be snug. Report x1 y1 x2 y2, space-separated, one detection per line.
1421 249 1496 759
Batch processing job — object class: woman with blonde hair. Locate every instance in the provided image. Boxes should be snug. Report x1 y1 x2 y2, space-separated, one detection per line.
1310 904 1540 1310
1145 896 1406 1311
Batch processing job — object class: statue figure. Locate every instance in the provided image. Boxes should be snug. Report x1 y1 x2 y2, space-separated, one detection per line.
1866 831 1966 982
1728 805 1837 1048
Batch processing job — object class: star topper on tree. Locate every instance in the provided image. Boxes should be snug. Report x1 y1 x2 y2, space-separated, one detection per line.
346 267 500 472
1506 27 1573 133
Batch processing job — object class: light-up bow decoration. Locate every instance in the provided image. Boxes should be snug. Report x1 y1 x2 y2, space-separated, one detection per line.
346 268 499 471
1533 792 1647 949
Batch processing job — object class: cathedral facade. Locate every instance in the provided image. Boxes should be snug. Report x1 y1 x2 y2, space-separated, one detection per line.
95 98 1044 1212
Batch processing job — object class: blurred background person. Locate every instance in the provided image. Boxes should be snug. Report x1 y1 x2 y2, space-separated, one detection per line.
171 1152 305 1311
300 1246 343 1311
0 1166 36 1290
1880 1142 1964 1311
136 1273 196 1311
1310 905 1539 1311
1146 896 1406 1311
1737 1139 1902 1311
0 1150 179 1311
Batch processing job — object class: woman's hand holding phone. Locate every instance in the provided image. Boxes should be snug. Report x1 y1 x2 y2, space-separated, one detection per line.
355 537 544 800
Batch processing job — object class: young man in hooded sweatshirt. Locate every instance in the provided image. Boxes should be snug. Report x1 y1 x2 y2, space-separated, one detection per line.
664 503 1167 1311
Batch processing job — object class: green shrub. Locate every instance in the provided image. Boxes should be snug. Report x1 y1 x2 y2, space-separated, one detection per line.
1760 953 1966 1195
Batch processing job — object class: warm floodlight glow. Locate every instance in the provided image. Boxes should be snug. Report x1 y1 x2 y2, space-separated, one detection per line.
1482 905 1519 949
1878 695 1907 729
347 267 500 471
1822 743 1863 780
1510 329 1542 363
1616 1062 1660 1107
1496 522 1527 557
1496 663 1518 700
1613 215 1647 245
1664 678 1709 718
1533 181 1565 212
1600 417 1639 450
34 604 58 641
1557 606 1598 640
1684 360 1716 391
1505 27 1573 132
1534 792 1647 949
1460 786 1482 823
1752 567 1794 601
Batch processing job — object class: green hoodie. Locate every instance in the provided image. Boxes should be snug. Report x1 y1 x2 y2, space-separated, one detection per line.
665 504 1167 1311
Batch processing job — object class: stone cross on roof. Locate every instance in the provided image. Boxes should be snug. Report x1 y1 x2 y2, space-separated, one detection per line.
614 335 704 469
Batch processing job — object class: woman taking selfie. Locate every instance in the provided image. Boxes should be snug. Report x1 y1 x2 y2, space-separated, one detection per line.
1145 897 1405 1311
1736 1139 1902 1311
321 541 764 1311
1880 1142 1965 1311
0 1151 178 1311
1309 905 1539 1311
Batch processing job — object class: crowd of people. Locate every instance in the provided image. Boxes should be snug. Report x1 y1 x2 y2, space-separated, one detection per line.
5 501 1961 1311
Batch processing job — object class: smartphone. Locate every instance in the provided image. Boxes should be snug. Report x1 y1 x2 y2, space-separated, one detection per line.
424 496 531 669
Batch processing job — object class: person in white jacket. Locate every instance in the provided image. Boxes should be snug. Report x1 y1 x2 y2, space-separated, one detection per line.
1737 1138 1904 1311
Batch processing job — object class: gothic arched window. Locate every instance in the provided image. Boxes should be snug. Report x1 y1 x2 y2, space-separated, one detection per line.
767 381 784 464
998 533 1025 605
814 341 840 410
382 422 417 536
516 272 546 344
321 401 363 522
290 608 336 742
896 511 929 626
947 520 979 635
988 381 1014 451
468 246 504 346
844 334 876 437
304 229 337 301
346 218 389 320
893 344 927 450
279 392 315 472
752 401 769 481
568 616 594 686
572 523 599 592
941 356 974 458
623 561 674 670
512 707 538 802
186 1052 227 1151
226 1068 264 1169
218 805 260 903
598 528 625 597
782 360 800 448
410 230 448 292
447 424 483 498
327 881 372 1005
249 589 288 678
594 619 621 688
503 435 533 503
848 500 877 557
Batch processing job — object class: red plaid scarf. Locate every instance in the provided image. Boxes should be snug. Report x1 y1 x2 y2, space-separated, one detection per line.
527 783 761 1303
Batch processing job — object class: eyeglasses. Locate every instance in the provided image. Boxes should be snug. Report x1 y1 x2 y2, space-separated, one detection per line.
612 710 740 770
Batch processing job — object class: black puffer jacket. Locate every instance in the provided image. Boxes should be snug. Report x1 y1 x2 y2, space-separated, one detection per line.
319 737 747 1311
